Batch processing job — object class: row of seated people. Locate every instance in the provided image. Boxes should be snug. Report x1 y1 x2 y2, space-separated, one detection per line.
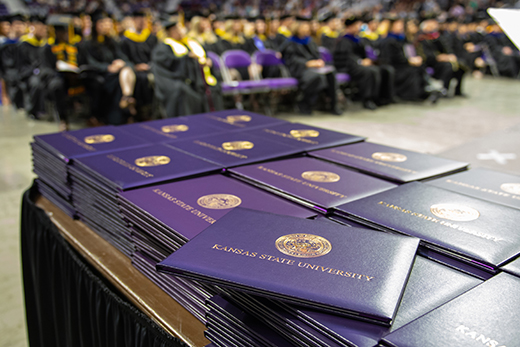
1 9 519 128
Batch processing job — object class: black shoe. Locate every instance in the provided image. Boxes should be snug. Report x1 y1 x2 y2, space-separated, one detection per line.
363 100 377 110
455 92 468 98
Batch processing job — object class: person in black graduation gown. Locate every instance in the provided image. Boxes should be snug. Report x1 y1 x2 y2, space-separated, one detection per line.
17 15 48 118
319 14 340 52
1 14 27 109
280 17 340 115
272 14 294 50
484 20 520 78
379 18 431 101
416 18 466 97
442 18 483 78
151 16 215 117
243 16 281 79
80 10 133 125
120 9 157 117
41 15 82 131
333 17 382 110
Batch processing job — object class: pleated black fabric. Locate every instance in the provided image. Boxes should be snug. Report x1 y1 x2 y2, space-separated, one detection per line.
21 183 187 347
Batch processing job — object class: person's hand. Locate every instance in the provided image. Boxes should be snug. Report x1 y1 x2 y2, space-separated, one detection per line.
437 54 450 62
108 59 126 73
306 60 322 68
361 58 372 66
188 51 198 59
135 63 150 71
448 54 458 63
205 58 212 67
408 56 423 66
503 46 513 56
275 52 282 59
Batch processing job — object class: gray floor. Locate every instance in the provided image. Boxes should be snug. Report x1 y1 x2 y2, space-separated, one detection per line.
1 75 519 347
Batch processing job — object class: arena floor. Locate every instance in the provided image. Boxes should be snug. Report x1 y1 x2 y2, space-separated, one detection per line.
0 75 519 347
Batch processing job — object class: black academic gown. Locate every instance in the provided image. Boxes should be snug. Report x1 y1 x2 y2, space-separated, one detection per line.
281 37 337 113
80 37 131 125
40 42 82 123
416 32 464 94
484 33 520 78
379 34 428 101
333 34 381 102
151 40 207 118
17 37 46 117
120 31 157 108
0 38 24 108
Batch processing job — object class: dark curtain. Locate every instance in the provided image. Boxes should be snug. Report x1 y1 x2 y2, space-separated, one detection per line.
21 182 187 347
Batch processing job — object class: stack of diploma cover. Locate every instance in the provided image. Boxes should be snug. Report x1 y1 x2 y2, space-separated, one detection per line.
157 208 421 326
69 143 221 256
119 174 316 321
32 126 148 217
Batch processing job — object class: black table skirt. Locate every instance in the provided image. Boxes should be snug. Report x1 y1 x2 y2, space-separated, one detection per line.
21 183 187 347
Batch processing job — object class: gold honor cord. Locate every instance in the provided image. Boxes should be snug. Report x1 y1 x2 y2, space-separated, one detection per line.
183 38 217 86
123 28 151 42
164 38 188 57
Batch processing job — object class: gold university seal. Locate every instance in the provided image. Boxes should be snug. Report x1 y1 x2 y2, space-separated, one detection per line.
500 183 520 195
289 129 320 138
197 194 242 209
221 141 254 151
226 115 251 124
275 234 332 258
161 124 189 133
371 152 408 162
84 134 115 144
134 156 171 167
301 171 340 183
430 204 480 222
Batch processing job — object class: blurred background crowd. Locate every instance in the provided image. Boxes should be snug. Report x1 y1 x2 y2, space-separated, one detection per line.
0 0 519 130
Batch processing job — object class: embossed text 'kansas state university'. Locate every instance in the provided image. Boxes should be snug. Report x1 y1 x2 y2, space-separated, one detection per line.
211 244 374 281
455 325 506 347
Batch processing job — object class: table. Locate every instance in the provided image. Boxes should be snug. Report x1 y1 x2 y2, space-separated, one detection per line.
21 184 208 347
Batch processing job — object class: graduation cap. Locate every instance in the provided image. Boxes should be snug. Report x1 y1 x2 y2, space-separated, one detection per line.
90 9 109 23
295 16 311 22
47 14 73 28
224 14 241 21
9 13 27 22
162 15 179 29
280 14 294 21
29 14 47 24
344 16 361 27
132 9 147 17
319 13 336 23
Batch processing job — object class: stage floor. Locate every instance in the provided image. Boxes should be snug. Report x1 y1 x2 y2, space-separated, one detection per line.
1 75 519 347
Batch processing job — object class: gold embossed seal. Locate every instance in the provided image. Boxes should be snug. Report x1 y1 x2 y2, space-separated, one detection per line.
500 183 520 195
221 141 254 151
275 233 332 258
301 171 340 183
430 204 480 222
371 152 408 162
84 134 115 144
134 156 171 167
289 129 320 138
226 115 252 124
161 124 189 133
197 194 242 209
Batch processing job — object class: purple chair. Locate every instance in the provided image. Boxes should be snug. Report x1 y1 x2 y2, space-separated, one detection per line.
207 51 235 94
318 46 350 86
252 50 298 90
221 50 270 94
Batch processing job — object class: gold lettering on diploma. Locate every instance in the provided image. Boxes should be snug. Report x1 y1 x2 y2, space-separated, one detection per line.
275 233 332 258
257 166 346 198
289 129 320 138
377 201 501 242
330 149 418 174
134 156 171 167
263 129 319 144
371 152 407 162
197 194 242 209
193 140 248 159
211 243 374 282
161 124 189 133
61 133 96 151
226 115 251 124
221 141 254 151
153 188 217 224
301 171 340 183
107 154 154 178
430 204 480 222
84 134 115 144
501 183 520 195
